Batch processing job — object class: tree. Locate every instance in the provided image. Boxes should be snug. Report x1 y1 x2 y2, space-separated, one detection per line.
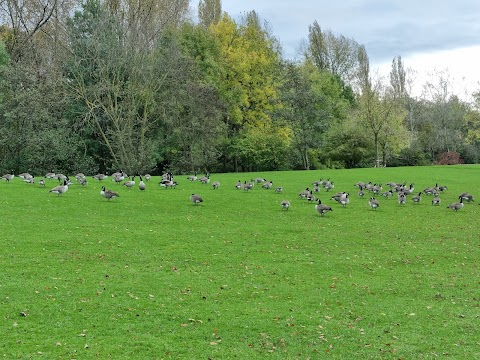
307 20 361 85
198 0 221 27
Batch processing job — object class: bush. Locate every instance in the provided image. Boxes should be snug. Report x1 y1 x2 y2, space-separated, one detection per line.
435 151 464 165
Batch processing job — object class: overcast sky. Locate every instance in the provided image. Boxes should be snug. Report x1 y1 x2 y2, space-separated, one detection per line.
221 0 480 99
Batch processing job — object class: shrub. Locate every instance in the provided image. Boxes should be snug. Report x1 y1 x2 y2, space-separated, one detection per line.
435 151 464 165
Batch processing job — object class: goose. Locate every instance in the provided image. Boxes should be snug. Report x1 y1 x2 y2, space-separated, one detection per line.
235 180 242 190
411 192 422 204
458 193 474 202
323 181 334 192
358 185 365 198
190 194 203 205
187 172 198 181
313 185 321 193
280 200 290 210
212 181 220 190
432 196 441 206
275 186 283 193
100 186 119 201
312 180 321 187
56 173 67 182
243 181 253 191
49 179 69 196
398 193 407 205
113 173 125 184
38 179 46 187
298 188 311 199
339 193 350 207
198 173 210 184
144 174 151 181
138 176 146 191
262 181 273 190
330 192 344 203
447 197 464 211
381 190 393 198
45 171 56 180
78 177 88 186
372 184 383 195
24 176 35 184
159 179 177 189
438 184 448 192
355 181 367 188
254 177 266 184
315 199 333 216
306 192 316 203
404 183 415 195
75 173 85 181
123 176 135 190
2 171 14 183
369 197 380 210
93 173 108 181
19 173 33 181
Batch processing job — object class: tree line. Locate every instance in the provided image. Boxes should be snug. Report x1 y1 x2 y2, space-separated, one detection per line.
1 0 479 176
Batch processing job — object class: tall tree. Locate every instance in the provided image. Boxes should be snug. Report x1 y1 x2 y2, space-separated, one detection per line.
198 0 221 27
307 20 361 85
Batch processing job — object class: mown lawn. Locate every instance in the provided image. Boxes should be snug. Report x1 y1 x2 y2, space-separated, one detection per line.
1 165 479 359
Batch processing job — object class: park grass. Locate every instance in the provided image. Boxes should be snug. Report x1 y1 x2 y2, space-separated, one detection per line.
1 165 479 359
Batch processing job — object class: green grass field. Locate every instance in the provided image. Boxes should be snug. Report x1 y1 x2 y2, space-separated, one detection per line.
1 166 479 359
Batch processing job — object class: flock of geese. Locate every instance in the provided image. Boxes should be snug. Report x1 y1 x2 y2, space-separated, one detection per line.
0 171 475 215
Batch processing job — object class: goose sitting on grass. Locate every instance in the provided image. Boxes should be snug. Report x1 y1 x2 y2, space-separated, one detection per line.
280 200 290 210
190 194 203 205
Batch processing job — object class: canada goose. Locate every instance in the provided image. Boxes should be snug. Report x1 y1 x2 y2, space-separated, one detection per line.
56 173 67 182
298 188 311 199
212 181 220 190
93 173 108 181
315 199 333 216
313 185 320 193
372 184 383 195
160 179 177 189
24 175 35 184
355 181 367 188
369 197 380 210
330 192 344 203
199 174 210 184
78 177 88 186
187 172 198 181
254 177 266 184
38 179 45 187
262 181 273 189
339 193 350 207
123 176 135 189
138 176 146 191
190 194 203 205
432 196 441 206
49 179 69 196
312 180 321 186
144 174 151 181
404 183 415 195
358 185 365 198
235 180 242 190
101 186 119 201
411 192 422 204
323 181 334 192
75 173 85 181
113 173 124 184
45 171 56 180
2 171 14 183
280 200 290 210
398 193 407 205
381 190 393 198
447 197 464 211
458 193 474 202
438 184 448 192
243 181 253 191
275 186 283 193
19 173 33 181
306 193 316 203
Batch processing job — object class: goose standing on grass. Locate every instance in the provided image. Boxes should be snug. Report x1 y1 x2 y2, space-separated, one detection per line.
94 173 108 181
187 172 198 181
212 181 220 190
432 196 441 206
45 171 56 180
78 177 88 186
235 180 242 190
262 181 273 190
411 192 422 204
447 197 464 211
458 192 474 203
199 174 210 185
369 197 380 210
358 185 365 198
280 200 290 210
398 193 407 205
38 179 45 187
339 192 350 207
24 175 35 184
138 176 146 191
2 171 14 183
315 199 333 216
123 176 135 190
275 186 283 193
144 174 151 181
49 179 69 196
190 194 203 205
101 186 120 201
